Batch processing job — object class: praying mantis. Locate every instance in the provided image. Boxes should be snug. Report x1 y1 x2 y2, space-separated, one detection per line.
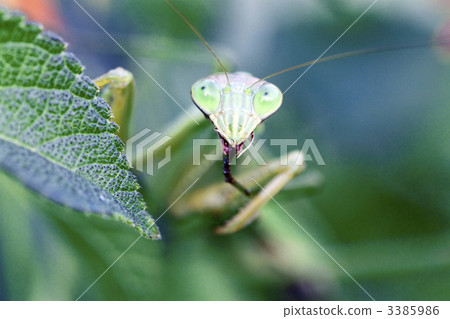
94 0 449 235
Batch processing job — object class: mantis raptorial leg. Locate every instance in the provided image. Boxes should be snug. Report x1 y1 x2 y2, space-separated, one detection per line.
216 150 305 234
168 149 310 234
223 153 251 196
94 67 135 142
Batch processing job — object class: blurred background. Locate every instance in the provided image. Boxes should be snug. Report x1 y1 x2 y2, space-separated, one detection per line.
0 0 449 300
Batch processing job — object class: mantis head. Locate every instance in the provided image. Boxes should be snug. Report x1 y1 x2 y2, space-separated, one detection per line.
191 72 283 157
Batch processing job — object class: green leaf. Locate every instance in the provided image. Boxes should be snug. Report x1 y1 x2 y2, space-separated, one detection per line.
0 9 160 239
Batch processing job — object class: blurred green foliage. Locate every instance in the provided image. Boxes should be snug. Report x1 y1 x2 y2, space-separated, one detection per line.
0 0 449 300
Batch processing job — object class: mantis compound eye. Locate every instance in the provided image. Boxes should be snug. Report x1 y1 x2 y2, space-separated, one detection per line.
191 79 221 115
253 83 283 120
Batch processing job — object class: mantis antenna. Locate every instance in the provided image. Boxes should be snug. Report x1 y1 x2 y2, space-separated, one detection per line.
164 0 231 86
249 36 450 87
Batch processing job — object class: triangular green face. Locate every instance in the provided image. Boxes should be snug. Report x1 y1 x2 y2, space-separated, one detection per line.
191 78 221 115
